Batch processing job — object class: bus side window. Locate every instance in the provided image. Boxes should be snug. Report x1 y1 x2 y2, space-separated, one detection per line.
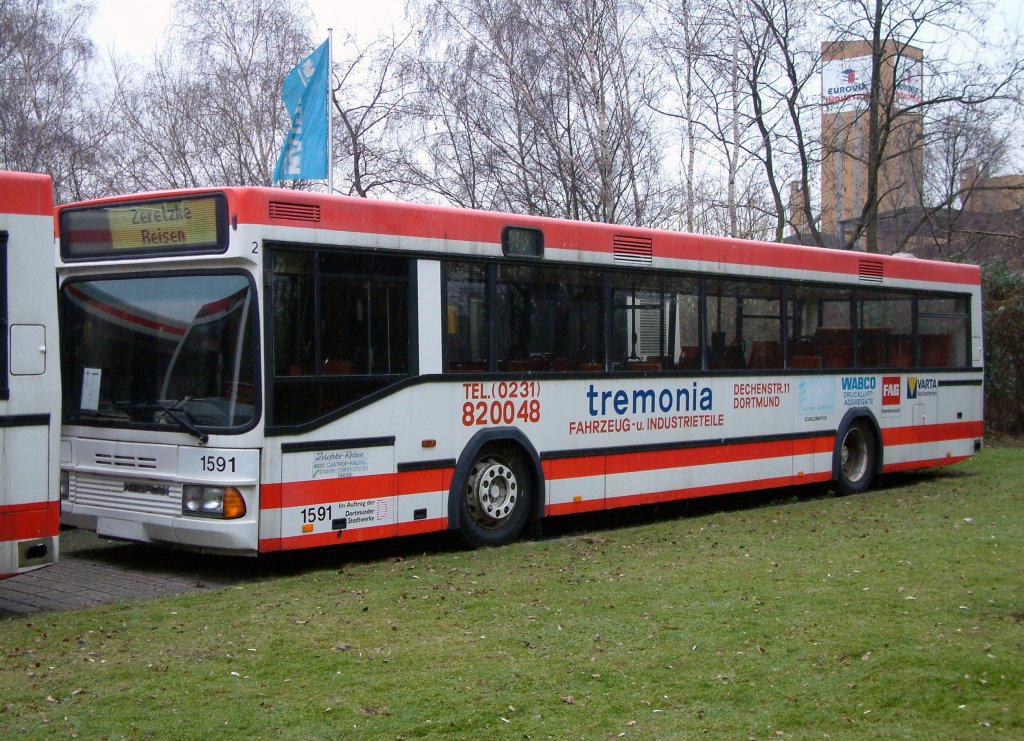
319 253 410 377
919 296 969 368
270 250 316 377
789 286 853 370
494 264 603 373
269 249 412 427
611 274 667 371
857 291 911 368
446 262 489 372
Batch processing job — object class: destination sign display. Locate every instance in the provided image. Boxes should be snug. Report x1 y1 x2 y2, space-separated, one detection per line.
60 194 228 260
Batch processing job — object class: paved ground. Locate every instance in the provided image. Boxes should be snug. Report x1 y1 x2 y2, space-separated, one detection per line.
0 528 253 617
0 490 777 617
0 525 461 617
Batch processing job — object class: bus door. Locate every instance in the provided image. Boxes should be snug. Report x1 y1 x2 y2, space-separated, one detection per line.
0 173 60 577
0 410 55 575
277 438 397 549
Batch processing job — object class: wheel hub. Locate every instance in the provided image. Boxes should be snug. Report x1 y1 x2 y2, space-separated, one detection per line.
842 428 867 481
467 457 518 526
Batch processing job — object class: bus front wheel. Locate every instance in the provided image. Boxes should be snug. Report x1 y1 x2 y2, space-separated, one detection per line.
460 446 531 547
837 420 876 495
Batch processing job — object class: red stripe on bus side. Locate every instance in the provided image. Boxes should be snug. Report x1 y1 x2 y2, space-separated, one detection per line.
606 439 793 476
261 517 448 552
548 436 835 481
544 498 608 517
794 435 835 457
605 472 833 510
544 456 605 481
546 471 833 517
260 483 283 510
280 473 395 508
397 467 455 496
260 467 454 512
0 501 60 541
884 455 972 474
256 422 980 549
546 423 978 483
881 420 984 447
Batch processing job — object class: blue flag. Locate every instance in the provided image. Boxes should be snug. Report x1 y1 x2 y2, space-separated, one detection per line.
274 40 330 181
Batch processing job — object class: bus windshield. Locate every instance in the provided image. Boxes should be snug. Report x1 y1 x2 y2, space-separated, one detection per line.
60 273 258 433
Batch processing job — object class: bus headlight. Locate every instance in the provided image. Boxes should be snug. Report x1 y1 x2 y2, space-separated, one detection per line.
182 486 246 519
60 470 71 501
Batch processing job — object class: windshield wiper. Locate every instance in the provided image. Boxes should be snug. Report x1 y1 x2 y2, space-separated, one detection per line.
117 401 210 445
69 408 129 422
154 402 209 445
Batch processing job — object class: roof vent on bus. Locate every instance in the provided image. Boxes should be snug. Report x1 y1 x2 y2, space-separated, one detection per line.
269 201 321 223
858 259 884 283
613 235 653 266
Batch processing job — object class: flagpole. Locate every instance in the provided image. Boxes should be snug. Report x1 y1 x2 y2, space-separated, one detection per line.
327 28 334 195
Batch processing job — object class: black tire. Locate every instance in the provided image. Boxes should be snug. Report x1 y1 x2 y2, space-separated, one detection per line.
459 445 532 547
836 419 876 495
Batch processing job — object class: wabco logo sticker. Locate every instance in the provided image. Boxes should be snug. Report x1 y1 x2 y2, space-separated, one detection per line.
841 376 876 406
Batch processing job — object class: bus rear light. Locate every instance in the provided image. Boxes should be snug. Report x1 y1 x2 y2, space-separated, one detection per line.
183 486 246 519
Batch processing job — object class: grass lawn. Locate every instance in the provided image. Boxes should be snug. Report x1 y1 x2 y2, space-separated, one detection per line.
1 445 1021 739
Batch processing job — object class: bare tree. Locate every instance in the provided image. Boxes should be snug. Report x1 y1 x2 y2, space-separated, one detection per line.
332 31 414 198
0 0 112 202
651 0 718 233
742 0 823 243
111 0 314 190
404 0 669 225
820 0 1024 252
653 0 786 240
897 104 1023 261
399 18 518 210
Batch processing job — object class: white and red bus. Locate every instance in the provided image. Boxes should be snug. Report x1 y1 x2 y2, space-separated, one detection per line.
55 187 983 554
0 172 61 577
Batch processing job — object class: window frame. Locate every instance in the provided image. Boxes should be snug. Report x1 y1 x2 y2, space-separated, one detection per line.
265 243 416 430
441 254 975 376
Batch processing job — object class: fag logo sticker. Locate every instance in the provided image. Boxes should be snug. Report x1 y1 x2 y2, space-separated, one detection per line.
882 376 901 406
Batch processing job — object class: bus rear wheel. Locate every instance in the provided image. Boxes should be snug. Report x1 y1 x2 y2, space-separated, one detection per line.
837 420 876 495
460 447 531 547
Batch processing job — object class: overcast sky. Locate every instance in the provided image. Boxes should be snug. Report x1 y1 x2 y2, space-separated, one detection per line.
89 0 407 60
89 0 1021 97
90 0 1020 62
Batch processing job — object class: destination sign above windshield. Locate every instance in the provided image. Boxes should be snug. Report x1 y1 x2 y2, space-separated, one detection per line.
60 194 228 260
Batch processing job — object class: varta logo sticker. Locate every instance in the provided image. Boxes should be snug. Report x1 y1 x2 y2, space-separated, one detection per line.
907 377 938 399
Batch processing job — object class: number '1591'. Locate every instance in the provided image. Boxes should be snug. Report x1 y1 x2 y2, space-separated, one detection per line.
201 455 237 473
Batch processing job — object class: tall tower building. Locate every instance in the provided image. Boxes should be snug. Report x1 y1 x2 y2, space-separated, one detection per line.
820 41 924 248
